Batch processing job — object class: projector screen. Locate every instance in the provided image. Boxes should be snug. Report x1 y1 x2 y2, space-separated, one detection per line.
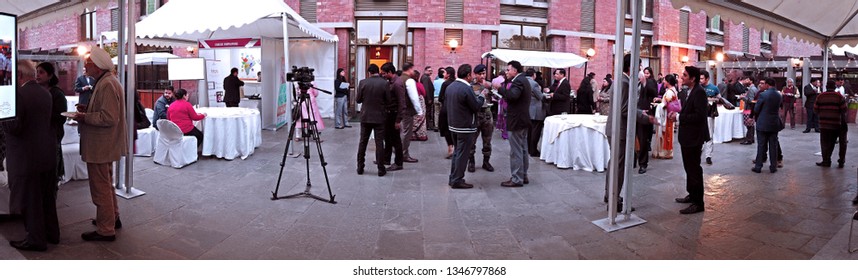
0 12 16 121
167 57 205 80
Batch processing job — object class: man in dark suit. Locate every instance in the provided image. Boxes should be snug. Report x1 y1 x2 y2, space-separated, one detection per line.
421 66 436 130
494 60 532 187
803 79 821 133
380 62 405 171
73 73 95 105
546 69 571 116
2 60 59 251
674 66 709 215
356 64 391 176
223 67 244 107
752 78 784 174
604 54 653 212
636 67 659 173
446 64 485 189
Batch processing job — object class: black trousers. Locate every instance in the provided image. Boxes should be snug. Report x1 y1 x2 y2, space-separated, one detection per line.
637 124 653 168
450 132 475 185
225 102 239 108
357 122 386 171
604 138 626 203
184 127 204 146
382 112 404 166
680 144 705 205
806 106 819 130
426 96 435 130
528 120 544 156
754 130 780 170
14 170 60 246
820 128 847 164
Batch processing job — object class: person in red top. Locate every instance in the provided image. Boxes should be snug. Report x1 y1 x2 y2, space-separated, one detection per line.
167 89 206 145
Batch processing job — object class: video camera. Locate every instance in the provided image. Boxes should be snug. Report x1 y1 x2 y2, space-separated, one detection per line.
286 66 316 89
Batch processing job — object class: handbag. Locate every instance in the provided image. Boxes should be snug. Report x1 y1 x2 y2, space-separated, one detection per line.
134 99 151 130
719 97 735 110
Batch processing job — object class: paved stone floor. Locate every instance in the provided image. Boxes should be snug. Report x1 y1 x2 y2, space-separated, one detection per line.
1 119 858 260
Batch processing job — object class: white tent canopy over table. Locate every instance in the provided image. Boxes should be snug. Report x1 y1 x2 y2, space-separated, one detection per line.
481 49 588 68
136 0 339 129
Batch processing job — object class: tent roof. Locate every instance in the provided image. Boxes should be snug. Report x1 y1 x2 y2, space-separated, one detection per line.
136 0 337 43
0 0 60 16
482 49 588 68
111 52 180 65
670 0 858 47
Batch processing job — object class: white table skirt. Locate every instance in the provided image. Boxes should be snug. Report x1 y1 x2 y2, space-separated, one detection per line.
66 96 79 111
712 106 746 143
540 114 610 172
195 107 262 160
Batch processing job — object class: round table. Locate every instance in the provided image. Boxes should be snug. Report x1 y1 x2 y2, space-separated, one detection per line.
195 107 262 160
540 114 610 172
712 106 746 143
66 96 79 111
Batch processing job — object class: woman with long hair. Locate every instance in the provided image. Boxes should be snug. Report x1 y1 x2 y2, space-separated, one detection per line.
652 74 680 159
36 62 68 183
334 68 351 129
411 70 428 141
576 76 595 114
597 77 613 116
438 66 456 158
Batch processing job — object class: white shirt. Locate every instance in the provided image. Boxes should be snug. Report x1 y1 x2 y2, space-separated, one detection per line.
836 86 846 97
404 77 424 116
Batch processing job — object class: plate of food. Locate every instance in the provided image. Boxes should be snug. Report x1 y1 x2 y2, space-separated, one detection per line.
60 111 79 118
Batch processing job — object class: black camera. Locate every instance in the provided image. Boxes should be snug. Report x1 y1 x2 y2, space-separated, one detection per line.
287 66 315 84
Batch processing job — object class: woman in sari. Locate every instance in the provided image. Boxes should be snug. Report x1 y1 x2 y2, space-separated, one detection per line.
653 74 680 159
411 70 428 141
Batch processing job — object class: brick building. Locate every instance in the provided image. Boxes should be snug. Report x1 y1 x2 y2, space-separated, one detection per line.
18 0 822 96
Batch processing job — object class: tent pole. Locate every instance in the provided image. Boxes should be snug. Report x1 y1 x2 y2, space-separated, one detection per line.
119 0 144 199
823 40 830 88
282 13 292 137
114 0 125 192
623 0 642 218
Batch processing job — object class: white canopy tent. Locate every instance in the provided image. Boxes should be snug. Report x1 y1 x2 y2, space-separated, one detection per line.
0 0 60 15
111 52 179 65
136 0 339 128
481 49 588 68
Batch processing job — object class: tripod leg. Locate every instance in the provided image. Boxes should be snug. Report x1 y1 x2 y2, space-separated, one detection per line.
271 97 304 200
305 96 336 203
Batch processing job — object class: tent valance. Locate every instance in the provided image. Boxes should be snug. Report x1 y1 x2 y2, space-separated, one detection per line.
482 49 588 68
111 52 179 65
136 0 337 43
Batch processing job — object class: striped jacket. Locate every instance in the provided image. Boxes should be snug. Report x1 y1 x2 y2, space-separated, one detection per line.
814 91 847 130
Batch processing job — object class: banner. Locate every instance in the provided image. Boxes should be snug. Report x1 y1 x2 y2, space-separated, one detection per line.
276 83 289 128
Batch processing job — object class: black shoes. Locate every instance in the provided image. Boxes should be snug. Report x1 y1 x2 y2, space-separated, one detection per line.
679 204 705 214
706 157 712 165
638 167 647 174
377 168 387 177
501 180 524 187
334 126 344 129
838 162 845 168
482 159 494 172
357 163 365 175
802 129 811 133
386 164 403 171
344 125 353 128
467 158 476 173
9 240 46 252
91 217 122 229
816 161 831 167
815 129 820 133
451 181 474 189
523 176 529 184
740 141 753 145
81 231 116 242
403 157 419 163
770 168 778 173
751 167 762 173
675 195 692 203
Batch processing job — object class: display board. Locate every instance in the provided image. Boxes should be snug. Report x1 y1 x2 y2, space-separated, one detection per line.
0 13 16 121
167 57 205 80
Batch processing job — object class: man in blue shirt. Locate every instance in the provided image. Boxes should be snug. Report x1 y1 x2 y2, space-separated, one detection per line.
700 70 719 165
152 86 175 130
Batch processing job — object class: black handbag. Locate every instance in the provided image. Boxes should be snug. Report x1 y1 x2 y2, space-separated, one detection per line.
134 99 151 130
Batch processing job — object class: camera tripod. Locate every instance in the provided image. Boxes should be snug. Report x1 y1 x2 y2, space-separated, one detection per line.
271 82 336 204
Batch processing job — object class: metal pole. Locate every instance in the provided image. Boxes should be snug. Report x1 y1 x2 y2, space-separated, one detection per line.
823 41 830 87
282 13 292 137
118 0 144 199
115 0 125 191
606 0 626 223
622 0 643 217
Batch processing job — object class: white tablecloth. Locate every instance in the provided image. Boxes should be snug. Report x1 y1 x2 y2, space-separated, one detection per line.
712 106 746 143
66 96 79 111
195 107 262 160
540 114 610 172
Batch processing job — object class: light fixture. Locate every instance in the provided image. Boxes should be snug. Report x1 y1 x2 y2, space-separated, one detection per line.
448 39 459 53
186 46 196 55
76 45 89 56
681 55 690 64
708 60 716 67
586 48 596 58
792 57 803 68
715 52 725 62
375 50 381 58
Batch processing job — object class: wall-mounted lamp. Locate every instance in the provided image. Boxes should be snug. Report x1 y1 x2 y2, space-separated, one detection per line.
76 45 89 56
792 57 803 68
681 55 690 65
586 48 596 58
186 46 196 55
715 52 725 62
448 39 459 53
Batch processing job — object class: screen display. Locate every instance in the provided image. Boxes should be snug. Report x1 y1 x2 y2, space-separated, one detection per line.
167 57 205 80
0 13 15 121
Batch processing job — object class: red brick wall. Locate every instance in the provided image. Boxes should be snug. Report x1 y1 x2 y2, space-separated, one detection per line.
335 28 349 75
748 28 761 55
418 28 488 71
689 11 706 47
464 0 500 25
413 29 427 70
594 0 618 35
723 21 745 54
284 0 300 12
410 0 444 23
654 1 678 43
549 0 578 31
317 0 354 23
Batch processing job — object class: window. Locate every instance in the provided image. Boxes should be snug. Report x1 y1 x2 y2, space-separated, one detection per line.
140 0 162 16
742 25 750 53
580 0 595 33
80 9 96 41
761 29 771 43
299 0 318 23
680 10 689 44
625 0 654 18
110 8 120 31
491 32 498 49
498 23 546 51
405 29 413 63
707 15 722 32
444 29 463 48
356 19 406 45
445 0 464 23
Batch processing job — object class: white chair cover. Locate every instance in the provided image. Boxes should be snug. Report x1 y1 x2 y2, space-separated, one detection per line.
153 119 198 168
60 143 89 184
134 127 159 157
145 108 155 125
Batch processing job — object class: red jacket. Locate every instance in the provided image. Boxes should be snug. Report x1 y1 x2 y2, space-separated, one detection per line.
167 99 205 133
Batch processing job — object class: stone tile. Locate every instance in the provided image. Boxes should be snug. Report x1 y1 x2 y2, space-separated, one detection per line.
469 229 528 259
423 218 470 244
375 230 424 259
152 225 231 259
745 245 811 260
519 236 580 259
424 242 479 259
